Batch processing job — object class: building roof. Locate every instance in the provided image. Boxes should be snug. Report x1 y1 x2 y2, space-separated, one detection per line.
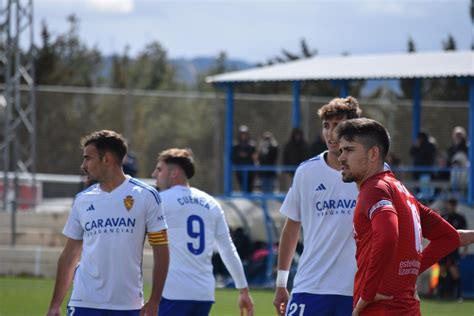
207 50 474 83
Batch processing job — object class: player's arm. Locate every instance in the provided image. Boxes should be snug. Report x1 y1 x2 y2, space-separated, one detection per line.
46 238 82 316
215 232 254 316
361 208 399 301
417 202 460 273
140 230 169 316
353 207 397 316
273 218 300 315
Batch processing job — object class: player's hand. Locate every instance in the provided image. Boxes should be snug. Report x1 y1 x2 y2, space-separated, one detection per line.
140 300 158 316
46 306 61 316
238 287 254 316
273 287 289 315
352 293 393 316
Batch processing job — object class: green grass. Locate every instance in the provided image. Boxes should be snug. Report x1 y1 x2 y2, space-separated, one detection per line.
1 276 473 315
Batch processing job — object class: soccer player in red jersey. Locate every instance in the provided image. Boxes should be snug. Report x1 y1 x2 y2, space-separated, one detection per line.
336 118 474 316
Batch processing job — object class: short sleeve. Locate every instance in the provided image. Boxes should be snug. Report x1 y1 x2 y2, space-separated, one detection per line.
145 189 168 233
280 171 301 221
62 201 84 240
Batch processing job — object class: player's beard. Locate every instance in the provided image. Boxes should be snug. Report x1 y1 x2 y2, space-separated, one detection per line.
341 170 356 183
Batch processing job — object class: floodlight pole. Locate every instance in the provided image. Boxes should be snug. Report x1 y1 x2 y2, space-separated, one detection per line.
0 0 36 213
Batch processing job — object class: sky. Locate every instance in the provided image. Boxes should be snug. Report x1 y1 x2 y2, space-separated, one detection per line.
34 0 472 63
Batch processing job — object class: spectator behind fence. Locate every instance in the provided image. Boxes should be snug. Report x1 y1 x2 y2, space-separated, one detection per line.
409 131 437 180
123 150 139 178
447 126 468 168
310 134 327 156
437 198 468 301
232 125 257 193
450 151 469 196
257 131 279 193
282 127 310 182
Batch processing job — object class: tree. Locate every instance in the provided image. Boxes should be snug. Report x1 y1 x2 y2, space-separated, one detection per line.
128 41 177 90
239 38 361 97
407 37 416 53
442 34 456 51
34 15 104 174
110 46 130 89
400 37 417 99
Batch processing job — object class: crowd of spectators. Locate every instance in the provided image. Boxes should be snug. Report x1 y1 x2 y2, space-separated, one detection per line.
232 125 326 193
407 127 469 200
231 124 470 197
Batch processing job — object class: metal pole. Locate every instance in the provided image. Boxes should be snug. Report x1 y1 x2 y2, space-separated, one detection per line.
339 80 349 97
292 81 301 128
29 0 37 209
2 0 12 211
224 83 234 195
11 139 18 246
412 78 422 143
261 197 274 283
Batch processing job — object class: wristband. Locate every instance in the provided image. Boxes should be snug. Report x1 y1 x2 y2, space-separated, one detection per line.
276 270 289 288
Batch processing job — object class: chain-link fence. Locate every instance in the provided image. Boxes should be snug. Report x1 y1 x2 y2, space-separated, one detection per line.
3 86 470 197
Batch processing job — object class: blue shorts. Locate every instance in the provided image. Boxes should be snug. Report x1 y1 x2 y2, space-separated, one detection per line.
158 297 213 316
286 293 352 316
67 306 140 316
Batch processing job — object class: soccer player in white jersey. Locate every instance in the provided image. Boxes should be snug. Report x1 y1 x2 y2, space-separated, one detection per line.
273 97 362 315
46 130 169 316
152 148 254 316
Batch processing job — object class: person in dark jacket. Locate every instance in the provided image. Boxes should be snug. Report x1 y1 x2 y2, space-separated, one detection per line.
257 131 279 193
232 125 257 193
409 131 437 180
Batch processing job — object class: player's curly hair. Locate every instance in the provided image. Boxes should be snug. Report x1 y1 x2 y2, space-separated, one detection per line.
317 96 362 120
158 148 195 179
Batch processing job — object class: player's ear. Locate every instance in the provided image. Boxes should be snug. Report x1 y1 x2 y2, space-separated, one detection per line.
170 167 180 179
368 145 380 162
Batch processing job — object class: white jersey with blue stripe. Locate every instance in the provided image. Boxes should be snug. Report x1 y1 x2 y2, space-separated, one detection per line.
280 152 358 296
63 176 167 310
160 185 230 301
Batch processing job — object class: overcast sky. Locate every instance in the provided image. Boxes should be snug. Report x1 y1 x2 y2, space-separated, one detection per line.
35 0 472 63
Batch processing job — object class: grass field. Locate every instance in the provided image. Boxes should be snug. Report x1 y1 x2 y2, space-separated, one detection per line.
1 276 473 315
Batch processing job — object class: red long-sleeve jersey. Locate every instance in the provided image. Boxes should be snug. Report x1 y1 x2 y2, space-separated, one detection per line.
353 171 460 314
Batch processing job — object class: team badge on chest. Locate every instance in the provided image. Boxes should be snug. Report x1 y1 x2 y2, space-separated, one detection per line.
124 195 134 211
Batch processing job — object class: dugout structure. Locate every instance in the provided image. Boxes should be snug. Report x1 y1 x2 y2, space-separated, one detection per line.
207 50 474 203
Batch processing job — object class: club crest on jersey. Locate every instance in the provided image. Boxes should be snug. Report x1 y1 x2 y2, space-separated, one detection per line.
124 195 134 211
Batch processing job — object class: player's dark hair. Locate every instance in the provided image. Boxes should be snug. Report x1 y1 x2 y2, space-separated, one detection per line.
158 148 195 179
81 130 127 163
336 118 390 160
318 96 362 120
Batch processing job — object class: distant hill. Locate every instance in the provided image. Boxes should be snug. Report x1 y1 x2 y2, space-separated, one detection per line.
99 55 254 87
169 57 254 86
99 56 401 96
